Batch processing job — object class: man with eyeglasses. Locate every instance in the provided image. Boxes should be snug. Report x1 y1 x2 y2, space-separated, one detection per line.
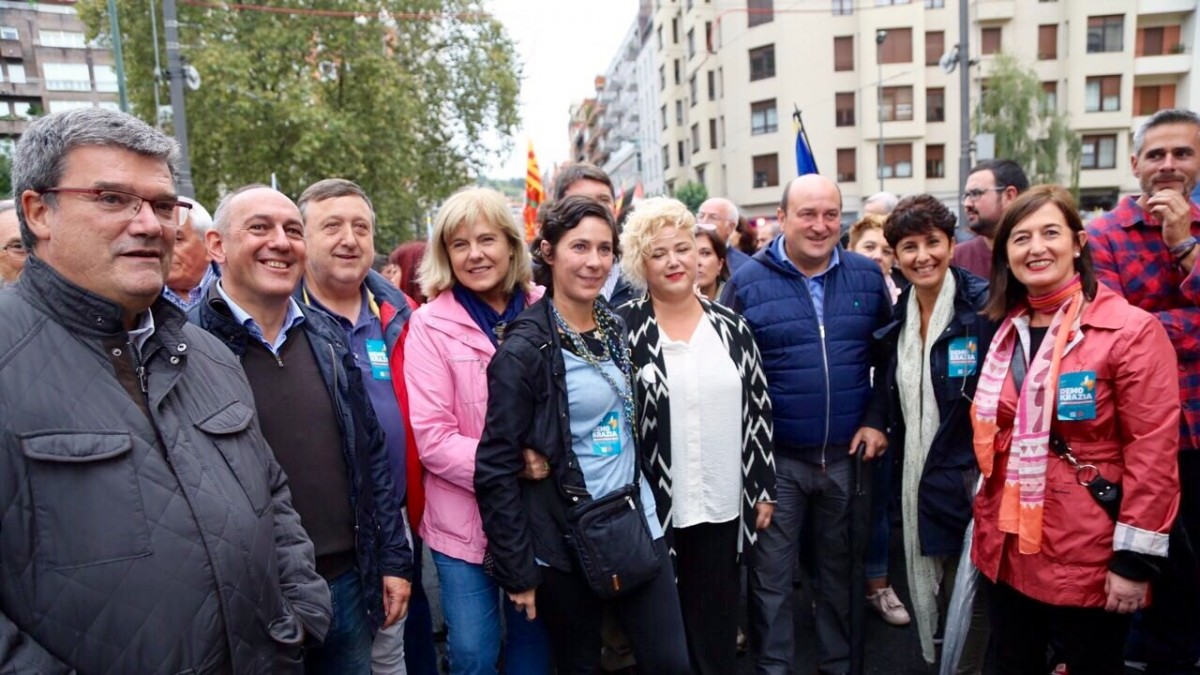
953 159 1029 280
697 197 751 273
0 201 25 286
0 107 331 672
162 196 219 311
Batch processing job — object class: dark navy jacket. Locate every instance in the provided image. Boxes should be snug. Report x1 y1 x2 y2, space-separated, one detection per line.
871 267 995 556
721 241 892 465
191 288 414 632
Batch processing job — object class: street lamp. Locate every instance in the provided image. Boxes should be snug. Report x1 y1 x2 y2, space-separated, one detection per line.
876 29 888 192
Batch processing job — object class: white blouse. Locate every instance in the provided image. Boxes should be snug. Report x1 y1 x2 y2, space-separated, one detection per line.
661 316 743 529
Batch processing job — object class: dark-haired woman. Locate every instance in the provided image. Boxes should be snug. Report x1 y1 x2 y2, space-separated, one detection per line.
971 185 1181 674
694 227 731 303
874 194 991 670
474 195 690 675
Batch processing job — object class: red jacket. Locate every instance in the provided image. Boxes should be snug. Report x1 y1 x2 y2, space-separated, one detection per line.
972 285 1181 607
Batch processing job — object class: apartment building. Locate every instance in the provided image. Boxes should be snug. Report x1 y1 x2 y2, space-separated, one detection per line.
0 0 121 151
583 0 1198 220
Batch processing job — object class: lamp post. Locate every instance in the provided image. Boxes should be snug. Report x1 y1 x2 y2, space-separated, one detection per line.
876 29 888 193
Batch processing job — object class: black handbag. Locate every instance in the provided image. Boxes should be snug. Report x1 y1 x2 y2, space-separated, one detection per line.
563 479 661 599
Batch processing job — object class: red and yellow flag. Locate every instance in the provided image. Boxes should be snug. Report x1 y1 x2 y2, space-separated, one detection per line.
523 140 544 242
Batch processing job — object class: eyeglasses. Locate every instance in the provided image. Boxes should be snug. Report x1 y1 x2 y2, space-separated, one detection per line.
2 241 25 257
962 187 1006 202
41 187 192 223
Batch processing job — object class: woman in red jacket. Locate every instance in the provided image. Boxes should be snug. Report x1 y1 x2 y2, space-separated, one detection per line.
971 185 1181 674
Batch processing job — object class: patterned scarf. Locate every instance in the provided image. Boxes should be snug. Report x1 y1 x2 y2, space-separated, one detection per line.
972 275 1083 554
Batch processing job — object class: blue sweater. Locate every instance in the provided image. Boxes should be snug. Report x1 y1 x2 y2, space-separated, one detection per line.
721 243 892 465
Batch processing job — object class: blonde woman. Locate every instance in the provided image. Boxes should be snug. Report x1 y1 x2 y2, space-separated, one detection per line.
616 197 776 675
403 186 550 675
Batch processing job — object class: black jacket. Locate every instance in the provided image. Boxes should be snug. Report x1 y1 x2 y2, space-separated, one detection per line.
191 286 413 631
872 267 995 556
474 298 643 593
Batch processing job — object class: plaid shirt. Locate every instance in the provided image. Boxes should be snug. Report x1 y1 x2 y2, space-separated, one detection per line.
1087 195 1200 451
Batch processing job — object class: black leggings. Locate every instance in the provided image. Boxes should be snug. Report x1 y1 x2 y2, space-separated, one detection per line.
537 537 690 675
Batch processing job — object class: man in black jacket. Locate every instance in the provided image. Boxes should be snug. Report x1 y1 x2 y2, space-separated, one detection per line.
193 184 413 674
0 107 331 673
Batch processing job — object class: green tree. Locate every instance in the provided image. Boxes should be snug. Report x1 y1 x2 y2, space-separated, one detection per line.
674 181 708 213
76 0 521 243
974 53 1081 193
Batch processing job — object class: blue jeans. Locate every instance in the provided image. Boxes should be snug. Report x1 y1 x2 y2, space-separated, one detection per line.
865 453 894 581
305 570 374 675
431 549 551 675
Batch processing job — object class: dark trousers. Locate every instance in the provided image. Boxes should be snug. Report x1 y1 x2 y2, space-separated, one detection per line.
404 536 439 675
538 537 690 675
676 519 740 675
749 454 856 675
1142 450 1200 674
988 579 1131 675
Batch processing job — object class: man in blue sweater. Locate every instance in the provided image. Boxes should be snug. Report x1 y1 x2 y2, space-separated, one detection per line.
721 174 892 675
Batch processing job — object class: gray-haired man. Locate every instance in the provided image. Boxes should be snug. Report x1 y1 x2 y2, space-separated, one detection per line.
163 195 218 310
0 107 329 672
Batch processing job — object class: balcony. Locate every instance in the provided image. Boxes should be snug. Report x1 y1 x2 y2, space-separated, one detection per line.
1134 52 1191 76
0 118 31 136
0 81 41 98
0 39 23 60
1138 0 1196 16
976 0 1015 22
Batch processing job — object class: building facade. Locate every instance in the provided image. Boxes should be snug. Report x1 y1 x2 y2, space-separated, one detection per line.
582 0 1198 221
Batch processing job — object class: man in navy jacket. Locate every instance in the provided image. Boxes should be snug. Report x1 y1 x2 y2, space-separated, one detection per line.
722 174 892 675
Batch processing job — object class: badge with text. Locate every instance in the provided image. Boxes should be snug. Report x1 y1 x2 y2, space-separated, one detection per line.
365 339 391 381
1057 371 1098 421
591 411 622 457
948 337 978 377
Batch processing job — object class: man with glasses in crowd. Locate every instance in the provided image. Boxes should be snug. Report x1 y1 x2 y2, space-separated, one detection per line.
0 201 26 286
953 159 1029 280
0 107 330 672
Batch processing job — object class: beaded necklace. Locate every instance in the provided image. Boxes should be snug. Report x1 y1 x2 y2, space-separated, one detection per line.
551 299 638 441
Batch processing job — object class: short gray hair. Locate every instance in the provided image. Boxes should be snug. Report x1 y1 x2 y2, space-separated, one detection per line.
212 183 272 235
1133 108 1200 157
179 196 213 233
12 107 179 251
863 191 899 214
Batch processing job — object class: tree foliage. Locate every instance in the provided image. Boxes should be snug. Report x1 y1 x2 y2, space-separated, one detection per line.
974 53 1081 193
76 0 521 244
674 181 708 213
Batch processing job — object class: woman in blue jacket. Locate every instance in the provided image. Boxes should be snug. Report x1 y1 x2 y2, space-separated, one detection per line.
873 194 994 671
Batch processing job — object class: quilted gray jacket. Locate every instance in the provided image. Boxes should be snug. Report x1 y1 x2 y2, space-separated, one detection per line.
0 256 331 674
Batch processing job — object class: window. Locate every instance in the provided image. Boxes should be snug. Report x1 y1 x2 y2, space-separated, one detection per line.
980 27 1001 55
880 144 914 178
672 17 680 44
657 25 663 50
674 59 681 85
720 115 726 147
709 118 718 149
1085 75 1121 112
925 0 945 6
691 124 700 153
705 22 713 52
93 65 119 93
659 66 665 91
749 0 774 27
834 36 854 71
1038 24 1057 59
689 74 697 106
7 63 26 84
678 141 686 166
832 0 853 16
676 99 684 125
753 154 779 188
1141 27 1164 56
39 30 86 48
835 92 855 127
0 26 17 41
1135 84 1175 116
1087 15 1123 53
707 70 715 100
687 28 695 59
48 100 93 113
926 144 945 178
751 99 778 135
1042 81 1057 113
662 104 668 130
663 144 670 169
925 31 944 66
837 148 856 182
12 100 36 118
881 86 914 121
43 63 91 91
926 88 944 122
1081 134 1117 169
749 45 776 80
696 166 706 189
879 28 913 64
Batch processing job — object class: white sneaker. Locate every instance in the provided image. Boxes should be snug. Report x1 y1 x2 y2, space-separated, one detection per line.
866 586 911 626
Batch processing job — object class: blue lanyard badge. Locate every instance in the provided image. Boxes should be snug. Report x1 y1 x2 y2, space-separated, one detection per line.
948 337 978 377
365 339 391 381
591 411 623 457
1057 371 1098 421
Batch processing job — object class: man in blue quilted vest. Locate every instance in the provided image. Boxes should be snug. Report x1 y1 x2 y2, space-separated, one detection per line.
722 174 892 675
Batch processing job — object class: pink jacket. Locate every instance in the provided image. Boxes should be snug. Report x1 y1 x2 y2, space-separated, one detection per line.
403 285 544 564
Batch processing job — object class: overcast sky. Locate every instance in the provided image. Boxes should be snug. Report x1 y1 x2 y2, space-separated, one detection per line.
484 0 641 180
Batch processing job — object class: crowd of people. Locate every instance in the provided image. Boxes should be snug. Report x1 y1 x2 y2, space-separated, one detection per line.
0 104 1197 675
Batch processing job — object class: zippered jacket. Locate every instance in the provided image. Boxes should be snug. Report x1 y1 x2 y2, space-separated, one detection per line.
721 243 892 463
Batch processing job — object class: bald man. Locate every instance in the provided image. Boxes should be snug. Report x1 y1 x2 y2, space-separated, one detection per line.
721 174 892 675
697 197 750 272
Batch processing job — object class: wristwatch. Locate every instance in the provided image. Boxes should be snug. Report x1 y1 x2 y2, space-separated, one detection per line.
1169 236 1198 263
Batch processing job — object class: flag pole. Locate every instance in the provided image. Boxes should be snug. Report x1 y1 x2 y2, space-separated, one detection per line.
793 104 820 175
